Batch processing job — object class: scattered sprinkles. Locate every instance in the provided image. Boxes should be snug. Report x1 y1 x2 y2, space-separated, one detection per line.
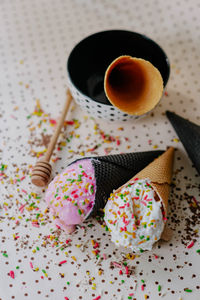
59 260 67 265
158 285 161 292
187 240 195 249
93 296 101 300
1 28 200 299
9 271 15 279
184 288 192 292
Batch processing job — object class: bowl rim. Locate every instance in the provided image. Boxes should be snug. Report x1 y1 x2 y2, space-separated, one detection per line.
67 29 170 107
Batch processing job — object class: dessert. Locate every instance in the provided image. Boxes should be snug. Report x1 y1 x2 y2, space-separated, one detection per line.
104 147 174 252
45 150 164 233
45 159 96 233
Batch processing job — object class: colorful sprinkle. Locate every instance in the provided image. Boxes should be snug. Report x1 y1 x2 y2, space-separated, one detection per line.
187 241 195 248
59 260 67 265
93 296 101 300
184 288 192 292
9 271 15 279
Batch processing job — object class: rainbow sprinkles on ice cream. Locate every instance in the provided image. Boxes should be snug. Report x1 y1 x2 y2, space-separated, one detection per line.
104 147 175 252
45 159 96 233
104 178 166 252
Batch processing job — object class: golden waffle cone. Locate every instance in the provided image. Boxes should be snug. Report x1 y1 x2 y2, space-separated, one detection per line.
150 182 170 214
115 147 174 214
104 56 163 115
132 147 174 184
133 147 174 214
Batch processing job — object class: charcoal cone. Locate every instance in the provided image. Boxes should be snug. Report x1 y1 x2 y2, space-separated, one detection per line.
166 111 200 175
70 150 164 216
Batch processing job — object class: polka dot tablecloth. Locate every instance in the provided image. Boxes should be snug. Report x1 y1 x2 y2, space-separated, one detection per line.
0 0 200 300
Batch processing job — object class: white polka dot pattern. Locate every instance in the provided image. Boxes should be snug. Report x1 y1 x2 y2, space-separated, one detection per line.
0 0 200 300
68 77 136 122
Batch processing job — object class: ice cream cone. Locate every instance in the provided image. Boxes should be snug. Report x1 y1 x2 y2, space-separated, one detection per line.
104 148 175 247
69 150 164 215
166 110 200 175
115 147 175 215
46 150 164 233
104 148 175 250
104 56 163 115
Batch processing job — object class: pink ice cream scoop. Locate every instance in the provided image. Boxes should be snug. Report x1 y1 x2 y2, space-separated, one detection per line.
45 159 96 233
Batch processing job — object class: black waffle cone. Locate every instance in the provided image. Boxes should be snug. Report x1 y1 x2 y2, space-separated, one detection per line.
69 150 164 216
166 111 200 175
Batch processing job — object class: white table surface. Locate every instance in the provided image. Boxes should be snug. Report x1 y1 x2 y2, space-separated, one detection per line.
0 0 200 299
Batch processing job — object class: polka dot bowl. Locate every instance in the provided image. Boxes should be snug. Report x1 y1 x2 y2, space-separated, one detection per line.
67 30 170 122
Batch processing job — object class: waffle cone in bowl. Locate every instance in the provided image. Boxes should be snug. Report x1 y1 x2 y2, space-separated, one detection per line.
104 56 163 115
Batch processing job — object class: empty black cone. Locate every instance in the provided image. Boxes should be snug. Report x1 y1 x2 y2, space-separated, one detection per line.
166 110 200 175
70 150 164 216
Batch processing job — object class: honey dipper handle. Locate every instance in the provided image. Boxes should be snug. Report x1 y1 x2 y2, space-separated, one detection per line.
44 90 72 162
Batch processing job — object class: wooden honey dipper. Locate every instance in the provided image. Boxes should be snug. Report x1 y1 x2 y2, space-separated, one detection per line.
31 90 73 187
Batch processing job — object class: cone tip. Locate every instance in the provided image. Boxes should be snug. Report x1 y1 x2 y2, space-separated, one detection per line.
164 146 175 160
166 146 175 153
166 110 172 114
166 110 175 119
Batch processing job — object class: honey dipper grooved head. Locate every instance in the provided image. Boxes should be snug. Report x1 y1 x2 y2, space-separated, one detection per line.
31 161 52 187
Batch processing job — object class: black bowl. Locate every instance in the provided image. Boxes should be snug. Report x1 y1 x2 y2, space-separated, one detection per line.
67 30 170 105
67 30 170 121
